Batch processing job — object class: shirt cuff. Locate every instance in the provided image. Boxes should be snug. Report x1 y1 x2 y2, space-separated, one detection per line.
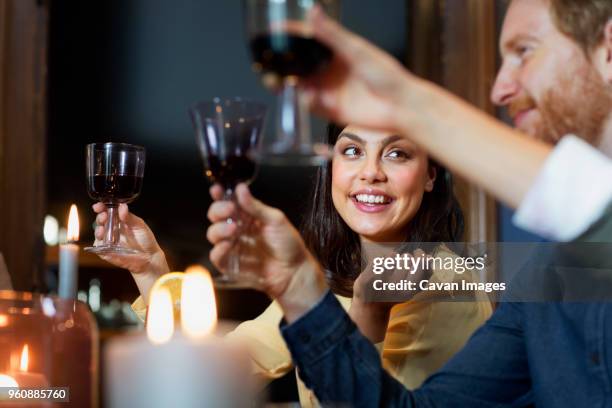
514 135 612 241
280 290 357 366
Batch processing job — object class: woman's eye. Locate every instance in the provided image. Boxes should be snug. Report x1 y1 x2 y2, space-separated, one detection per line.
342 146 360 157
386 150 410 160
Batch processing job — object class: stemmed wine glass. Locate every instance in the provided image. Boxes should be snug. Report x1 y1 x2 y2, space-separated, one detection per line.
85 143 146 255
190 97 267 288
244 0 340 165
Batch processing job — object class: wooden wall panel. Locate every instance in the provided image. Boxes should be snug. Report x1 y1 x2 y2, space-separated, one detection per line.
441 0 498 244
409 0 498 244
0 0 48 290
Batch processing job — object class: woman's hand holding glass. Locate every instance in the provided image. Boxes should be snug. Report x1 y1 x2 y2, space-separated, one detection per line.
207 183 327 323
92 202 170 303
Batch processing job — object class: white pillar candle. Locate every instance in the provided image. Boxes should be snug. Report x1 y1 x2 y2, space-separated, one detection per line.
58 205 79 299
105 268 256 408
105 331 253 408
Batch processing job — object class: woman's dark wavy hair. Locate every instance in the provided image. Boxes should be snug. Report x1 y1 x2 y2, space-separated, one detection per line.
301 123 464 296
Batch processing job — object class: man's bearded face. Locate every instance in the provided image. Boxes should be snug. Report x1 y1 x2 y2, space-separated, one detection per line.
508 57 612 145
492 0 612 146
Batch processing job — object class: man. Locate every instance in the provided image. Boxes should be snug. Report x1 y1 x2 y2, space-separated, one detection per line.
207 0 612 406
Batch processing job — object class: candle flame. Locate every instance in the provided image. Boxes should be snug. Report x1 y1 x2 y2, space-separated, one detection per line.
67 205 80 242
0 374 18 387
0 314 8 327
181 266 217 339
20 344 28 372
146 287 174 345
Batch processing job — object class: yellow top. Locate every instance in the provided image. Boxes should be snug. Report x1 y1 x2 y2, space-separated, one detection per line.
132 247 492 407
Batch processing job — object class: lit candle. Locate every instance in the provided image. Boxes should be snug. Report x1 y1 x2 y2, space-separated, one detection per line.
0 345 49 395
58 205 79 299
105 268 254 408
0 346 49 407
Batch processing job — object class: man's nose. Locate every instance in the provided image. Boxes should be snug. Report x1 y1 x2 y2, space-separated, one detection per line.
491 65 520 106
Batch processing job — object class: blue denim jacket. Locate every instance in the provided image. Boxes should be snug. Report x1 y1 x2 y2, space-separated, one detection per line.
281 291 612 407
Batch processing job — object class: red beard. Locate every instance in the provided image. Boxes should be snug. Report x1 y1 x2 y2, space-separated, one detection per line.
509 59 612 146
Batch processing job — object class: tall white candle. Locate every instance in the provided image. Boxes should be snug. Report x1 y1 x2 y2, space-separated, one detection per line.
58 205 79 299
105 269 255 408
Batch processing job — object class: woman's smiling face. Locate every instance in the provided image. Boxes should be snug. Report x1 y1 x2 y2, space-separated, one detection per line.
331 126 436 243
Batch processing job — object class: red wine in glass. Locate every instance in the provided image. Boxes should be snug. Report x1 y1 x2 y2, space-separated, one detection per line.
245 0 340 165
190 98 267 288
87 174 144 204
85 142 146 255
203 155 257 190
249 33 333 78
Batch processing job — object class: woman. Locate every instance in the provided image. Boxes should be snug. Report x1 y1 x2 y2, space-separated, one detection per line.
93 124 491 407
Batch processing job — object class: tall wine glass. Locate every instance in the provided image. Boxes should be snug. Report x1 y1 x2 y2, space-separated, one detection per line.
245 0 340 166
190 97 267 288
85 143 146 255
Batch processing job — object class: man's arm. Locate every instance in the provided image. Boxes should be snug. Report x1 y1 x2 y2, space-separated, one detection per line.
281 291 416 407
281 291 532 408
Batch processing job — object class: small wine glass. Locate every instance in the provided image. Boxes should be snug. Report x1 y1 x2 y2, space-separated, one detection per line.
244 0 340 166
84 142 146 255
190 97 267 288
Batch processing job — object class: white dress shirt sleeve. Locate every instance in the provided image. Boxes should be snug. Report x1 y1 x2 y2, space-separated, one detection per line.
513 135 612 241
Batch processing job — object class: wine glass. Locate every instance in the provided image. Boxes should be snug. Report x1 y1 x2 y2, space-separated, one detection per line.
244 0 340 166
190 97 267 288
84 142 146 255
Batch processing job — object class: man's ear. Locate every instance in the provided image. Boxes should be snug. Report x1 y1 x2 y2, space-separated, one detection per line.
594 19 612 83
